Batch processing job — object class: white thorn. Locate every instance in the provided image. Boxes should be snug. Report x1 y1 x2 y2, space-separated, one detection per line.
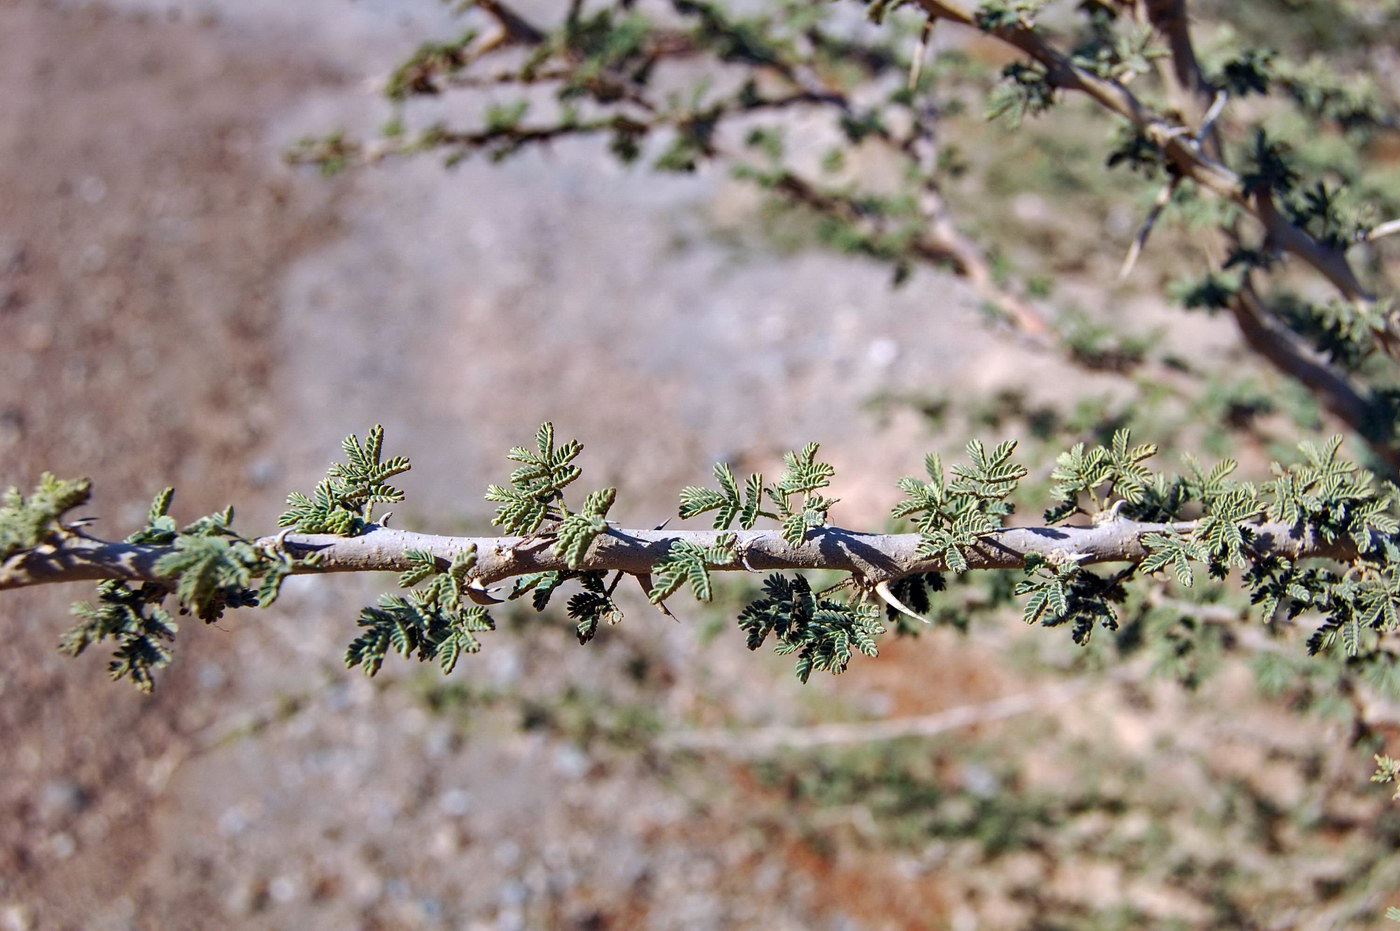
1197 91 1227 142
265 526 296 556
875 580 930 625
1367 218 1400 242
1094 499 1128 524
465 581 504 605
909 17 935 91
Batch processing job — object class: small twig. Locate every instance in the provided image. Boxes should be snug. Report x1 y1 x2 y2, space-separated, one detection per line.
659 667 1148 755
1115 93 1225 284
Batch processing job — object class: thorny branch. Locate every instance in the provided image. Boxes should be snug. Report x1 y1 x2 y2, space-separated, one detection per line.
0 518 1358 593
913 0 1381 310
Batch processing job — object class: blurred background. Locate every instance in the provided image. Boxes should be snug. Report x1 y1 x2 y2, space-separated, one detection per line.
2 1 1399 928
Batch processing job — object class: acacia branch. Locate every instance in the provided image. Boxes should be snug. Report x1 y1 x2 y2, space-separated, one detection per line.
0 520 1357 593
913 0 1376 306
1229 284 1399 468
1142 0 1210 124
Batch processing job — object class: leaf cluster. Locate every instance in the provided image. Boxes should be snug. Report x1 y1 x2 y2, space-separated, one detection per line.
679 442 837 547
1264 436 1398 554
62 488 300 691
738 574 885 682
62 581 176 694
386 29 480 100
892 439 1026 571
1045 429 1158 521
1014 553 1123 646
486 422 617 569
648 534 737 604
973 0 1047 32
0 473 91 561
279 425 410 534
347 546 494 676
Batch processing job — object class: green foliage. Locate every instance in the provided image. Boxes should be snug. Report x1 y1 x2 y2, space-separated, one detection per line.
973 0 1046 32
1140 530 1203 588
127 486 177 544
0 473 91 561
1014 554 1122 645
346 592 495 676
1195 487 1262 571
568 571 623 644
155 536 261 622
986 62 1055 125
648 534 737 603
510 570 570 611
1216 47 1274 97
1278 296 1394 371
1069 9 1166 82
1375 754 1400 800
61 487 301 691
61 581 176 694
682 443 838 546
892 440 1026 571
554 487 617 569
738 573 885 682
1264 436 1399 552
680 462 769 530
385 30 479 100
279 425 409 534
486 423 617 572
347 544 493 676
485 422 583 534
772 443 838 545
1240 128 1301 198
1045 429 1158 521
1105 129 1167 178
